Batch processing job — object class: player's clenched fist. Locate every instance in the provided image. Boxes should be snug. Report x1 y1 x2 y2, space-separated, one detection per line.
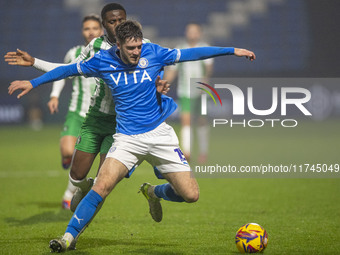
8 80 33 99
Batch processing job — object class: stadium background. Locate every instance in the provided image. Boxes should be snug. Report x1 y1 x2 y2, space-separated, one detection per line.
0 0 340 126
1 1 340 254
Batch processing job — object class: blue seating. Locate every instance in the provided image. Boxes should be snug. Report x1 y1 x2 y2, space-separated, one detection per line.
0 0 310 79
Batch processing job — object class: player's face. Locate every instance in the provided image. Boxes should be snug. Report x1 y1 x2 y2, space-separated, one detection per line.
186 24 201 45
82 20 103 44
118 38 143 65
102 10 127 42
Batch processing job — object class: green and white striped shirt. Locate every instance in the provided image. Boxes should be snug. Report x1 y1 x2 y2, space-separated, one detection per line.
77 35 116 116
50 45 96 117
169 42 213 98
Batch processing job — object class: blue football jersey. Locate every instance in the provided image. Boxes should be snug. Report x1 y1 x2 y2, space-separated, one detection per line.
77 43 180 135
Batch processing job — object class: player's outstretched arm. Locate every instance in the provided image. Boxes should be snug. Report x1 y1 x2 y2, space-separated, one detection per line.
234 48 256 61
8 63 81 100
4 49 35 67
178 47 256 63
8 81 33 99
4 49 68 72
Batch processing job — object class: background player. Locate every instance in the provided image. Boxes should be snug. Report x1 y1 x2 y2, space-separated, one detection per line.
8 20 255 252
46 14 103 209
165 23 213 163
48 14 103 171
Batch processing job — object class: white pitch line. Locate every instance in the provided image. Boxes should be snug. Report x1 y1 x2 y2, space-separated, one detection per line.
0 170 64 178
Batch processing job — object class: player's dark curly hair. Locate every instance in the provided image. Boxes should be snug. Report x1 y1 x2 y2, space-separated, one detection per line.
82 14 102 27
115 20 143 44
101 3 126 20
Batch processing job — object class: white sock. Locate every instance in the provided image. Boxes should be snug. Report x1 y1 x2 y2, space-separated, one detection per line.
63 180 77 200
197 125 209 155
181 125 191 156
63 232 74 245
69 174 91 192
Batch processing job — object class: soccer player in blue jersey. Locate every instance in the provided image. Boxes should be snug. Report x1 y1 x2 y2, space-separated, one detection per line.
8 20 255 252
5 3 169 213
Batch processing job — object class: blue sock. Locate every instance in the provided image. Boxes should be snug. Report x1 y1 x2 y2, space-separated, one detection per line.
154 183 185 202
66 190 103 238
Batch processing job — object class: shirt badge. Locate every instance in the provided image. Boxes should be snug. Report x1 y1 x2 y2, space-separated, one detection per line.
138 58 148 68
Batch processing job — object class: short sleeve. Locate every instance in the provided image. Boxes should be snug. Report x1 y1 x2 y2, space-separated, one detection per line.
74 38 96 63
64 46 81 64
78 42 93 61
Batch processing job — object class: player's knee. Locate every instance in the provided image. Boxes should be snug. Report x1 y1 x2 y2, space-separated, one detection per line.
62 150 74 158
69 169 86 181
184 190 199 203
60 144 75 158
92 182 110 199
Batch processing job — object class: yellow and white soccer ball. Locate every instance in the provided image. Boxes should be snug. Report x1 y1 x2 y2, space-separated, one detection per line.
235 223 268 253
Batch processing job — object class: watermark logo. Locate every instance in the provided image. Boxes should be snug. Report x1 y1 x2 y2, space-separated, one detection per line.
190 78 340 179
196 80 312 128
199 84 311 116
196 82 222 115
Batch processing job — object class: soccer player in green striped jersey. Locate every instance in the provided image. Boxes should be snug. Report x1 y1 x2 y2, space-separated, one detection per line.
47 15 104 209
4 3 168 213
164 23 213 163
6 14 104 210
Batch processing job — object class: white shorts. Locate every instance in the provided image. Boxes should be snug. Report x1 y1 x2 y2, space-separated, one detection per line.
106 122 191 177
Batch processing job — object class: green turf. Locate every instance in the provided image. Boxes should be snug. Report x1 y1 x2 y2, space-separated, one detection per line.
0 124 339 254
192 119 340 178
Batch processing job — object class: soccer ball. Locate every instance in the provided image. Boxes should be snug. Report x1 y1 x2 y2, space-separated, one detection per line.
235 223 268 253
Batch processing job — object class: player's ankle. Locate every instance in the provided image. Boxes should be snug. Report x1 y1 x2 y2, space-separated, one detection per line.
148 185 158 199
70 175 91 191
63 232 74 247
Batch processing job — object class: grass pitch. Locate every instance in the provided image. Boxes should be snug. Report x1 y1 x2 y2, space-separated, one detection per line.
0 124 339 254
